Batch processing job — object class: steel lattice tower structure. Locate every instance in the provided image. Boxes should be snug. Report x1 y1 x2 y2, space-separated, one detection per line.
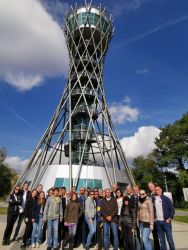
17 2 135 191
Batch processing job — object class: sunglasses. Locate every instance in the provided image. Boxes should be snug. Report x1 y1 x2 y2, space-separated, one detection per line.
140 193 146 196
90 193 94 195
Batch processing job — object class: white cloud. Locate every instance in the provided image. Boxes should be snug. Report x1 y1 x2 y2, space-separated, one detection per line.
116 15 188 47
123 95 132 103
136 69 150 75
112 0 157 17
120 126 160 159
0 0 69 91
109 102 140 124
5 156 28 173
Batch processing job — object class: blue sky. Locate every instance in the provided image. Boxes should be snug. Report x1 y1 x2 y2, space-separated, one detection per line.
0 0 188 169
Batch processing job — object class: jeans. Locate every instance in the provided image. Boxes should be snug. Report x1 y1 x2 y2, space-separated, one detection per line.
85 216 96 247
47 219 59 248
156 221 175 250
139 222 152 250
103 222 118 250
31 214 43 244
67 224 77 244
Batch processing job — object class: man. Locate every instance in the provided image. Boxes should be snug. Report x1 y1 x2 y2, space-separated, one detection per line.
101 188 118 250
85 190 96 250
111 184 118 197
74 187 87 247
148 181 155 196
125 185 133 199
43 187 63 250
131 185 141 250
61 186 66 198
148 181 161 250
72 186 77 194
94 189 103 250
58 187 68 244
153 185 175 250
13 181 30 241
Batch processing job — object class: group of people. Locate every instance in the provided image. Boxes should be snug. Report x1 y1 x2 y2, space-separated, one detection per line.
2 181 176 250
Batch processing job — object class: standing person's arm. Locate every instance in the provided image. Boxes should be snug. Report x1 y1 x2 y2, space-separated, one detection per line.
148 199 154 230
78 203 83 218
85 198 91 218
100 199 107 219
111 198 118 219
43 197 49 221
166 196 175 222
59 199 63 221
64 204 69 223
32 200 36 222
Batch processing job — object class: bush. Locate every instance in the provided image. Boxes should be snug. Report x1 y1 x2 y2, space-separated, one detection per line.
176 201 188 209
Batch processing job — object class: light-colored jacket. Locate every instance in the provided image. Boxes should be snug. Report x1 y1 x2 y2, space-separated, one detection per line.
138 197 154 226
85 196 96 219
43 196 63 220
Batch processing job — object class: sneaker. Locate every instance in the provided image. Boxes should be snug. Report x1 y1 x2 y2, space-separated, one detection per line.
46 247 51 250
20 242 26 248
32 244 36 248
36 243 40 247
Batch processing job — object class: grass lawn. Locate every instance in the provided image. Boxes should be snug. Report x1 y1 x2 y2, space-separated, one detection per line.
0 207 7 215
174 216 188 224
176 208 188 212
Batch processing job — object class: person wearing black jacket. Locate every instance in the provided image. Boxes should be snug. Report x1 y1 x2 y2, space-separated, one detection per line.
21 189 37 248
2 185 22 245
13 181 30 241
119 196 136 250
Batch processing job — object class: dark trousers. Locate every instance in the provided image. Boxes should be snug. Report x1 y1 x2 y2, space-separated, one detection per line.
3 213 18 241
22 220 32 244
74 214 87 246
13 212 24 239
153 222 161 250
96 221 103 250
122 226 135 250
41 221 47 243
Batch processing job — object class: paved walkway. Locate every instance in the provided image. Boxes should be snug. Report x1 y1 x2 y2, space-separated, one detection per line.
0 215 188 250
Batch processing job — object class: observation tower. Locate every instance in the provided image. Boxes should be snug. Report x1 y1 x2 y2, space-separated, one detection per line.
17 2 135 192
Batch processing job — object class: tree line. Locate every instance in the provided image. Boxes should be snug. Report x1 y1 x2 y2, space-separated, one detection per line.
132 112 188 207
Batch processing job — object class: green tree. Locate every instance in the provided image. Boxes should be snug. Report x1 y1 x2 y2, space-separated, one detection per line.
131 154 164 189
153 113 188 171
0 148 18 198
132 154 183 206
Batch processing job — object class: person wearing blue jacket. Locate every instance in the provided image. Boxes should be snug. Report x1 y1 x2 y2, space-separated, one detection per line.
152 185 175 250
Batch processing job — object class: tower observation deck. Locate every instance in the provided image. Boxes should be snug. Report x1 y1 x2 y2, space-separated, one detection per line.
16 3 135 192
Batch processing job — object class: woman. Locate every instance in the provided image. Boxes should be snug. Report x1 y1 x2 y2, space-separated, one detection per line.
21 189 37 248
119 196 135 250
138 189 154 250
63 193 83 250
116 189 123 249
2 185 22 245
85 190 96 250
31 191 46 248
116 189 123 217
